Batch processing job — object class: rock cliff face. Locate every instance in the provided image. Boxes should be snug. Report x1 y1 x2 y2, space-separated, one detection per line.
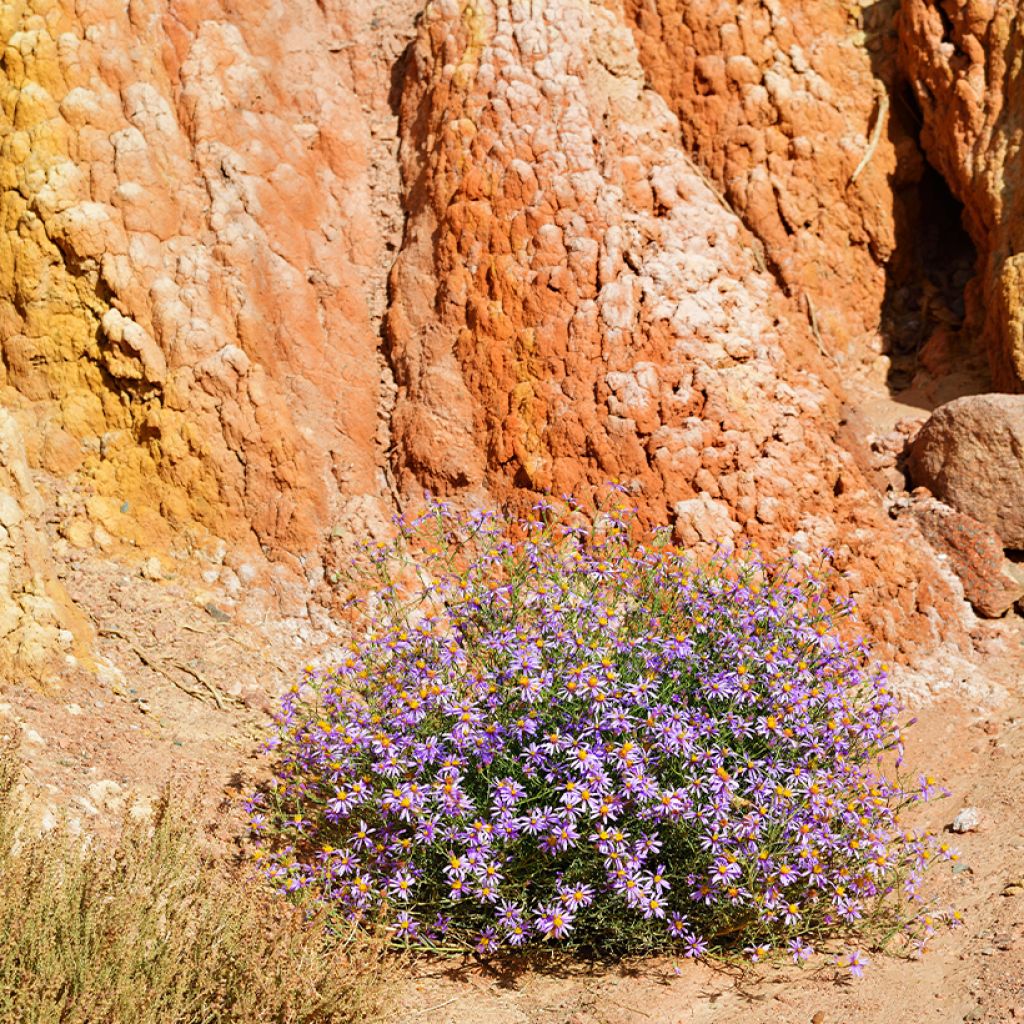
4 0 1021 680
0 0 397 568
384 0 960 652
0 409 83 684
619 0 910 376
899 0 1024 390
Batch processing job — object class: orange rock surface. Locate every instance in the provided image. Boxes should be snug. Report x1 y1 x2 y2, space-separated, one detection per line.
6 0 1020 677
0 0 393 568
619 0 914 374
899 0 1024 389
385 0 962 654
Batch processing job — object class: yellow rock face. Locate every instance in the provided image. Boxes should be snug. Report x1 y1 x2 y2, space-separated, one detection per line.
0 0 403 678
0 0 389 565
0 0 180 548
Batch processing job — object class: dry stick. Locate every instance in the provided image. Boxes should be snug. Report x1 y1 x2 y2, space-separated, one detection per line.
171 661 228 710
98 628 229 709
849 92 889 186
607 998 652 1019
404 997 458 1017
179 623 291 675
805 293 830 359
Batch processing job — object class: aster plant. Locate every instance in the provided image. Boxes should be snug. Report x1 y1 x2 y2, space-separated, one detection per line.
249 495 954 968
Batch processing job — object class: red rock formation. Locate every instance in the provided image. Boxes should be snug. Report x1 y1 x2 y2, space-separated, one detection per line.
899 0 1024 389
0 0 987 676
907 496 1023 618
385 0 965 655
618 0 916 376
0 0 401 571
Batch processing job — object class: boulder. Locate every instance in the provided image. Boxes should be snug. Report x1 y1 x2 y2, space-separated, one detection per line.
908 395 1024 548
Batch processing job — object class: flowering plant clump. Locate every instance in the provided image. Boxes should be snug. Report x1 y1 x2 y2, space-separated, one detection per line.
249 498 954 966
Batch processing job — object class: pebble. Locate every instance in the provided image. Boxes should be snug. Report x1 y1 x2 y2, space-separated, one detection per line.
88 779 124 811
140 556 164 581
951 807 981 833
204 602 232 622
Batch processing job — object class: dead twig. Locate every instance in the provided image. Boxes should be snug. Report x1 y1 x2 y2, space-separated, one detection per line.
849 92 889 186
607 997 652 1018
402 996 458 1018
171 661 228 710
805 293 830 359
97 627 233 709
179 623 291 676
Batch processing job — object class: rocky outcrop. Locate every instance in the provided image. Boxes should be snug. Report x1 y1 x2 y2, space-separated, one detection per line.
0 0 399 574
385 0 965 654
619 0 914 376
899 0 1024 390
909 395 1024 547
0 0 992 676
0 410 86 684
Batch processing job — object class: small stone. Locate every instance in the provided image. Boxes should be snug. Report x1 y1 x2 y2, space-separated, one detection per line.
0 492 22 528
204 602 231 622
96 659 126 689
951 807 982 833
65 518 94 549
65 703 83 715
140 556 164 580
23 727 45 746
88 779 124 811
812 1012 826 1024
136 698 151 714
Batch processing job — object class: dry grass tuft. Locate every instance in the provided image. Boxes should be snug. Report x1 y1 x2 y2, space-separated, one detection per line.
0 739 395 1024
